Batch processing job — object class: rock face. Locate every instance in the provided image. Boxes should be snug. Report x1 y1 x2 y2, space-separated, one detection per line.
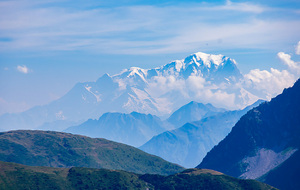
197 79 300 189
0 130 184 175
140 100 263 168
258 149 300 190
0 52 261 132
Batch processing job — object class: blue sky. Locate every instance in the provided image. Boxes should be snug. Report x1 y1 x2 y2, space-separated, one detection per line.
0 0 300 115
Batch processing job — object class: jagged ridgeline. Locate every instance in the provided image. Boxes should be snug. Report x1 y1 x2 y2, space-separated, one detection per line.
0 161 276 190
0 130 184 175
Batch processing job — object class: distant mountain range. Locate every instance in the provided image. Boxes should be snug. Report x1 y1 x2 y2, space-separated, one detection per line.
198 79 300 190
167 101 227 128
64 112 174 147
140 100 264 168
64 101 225 147
0 130 183 175
0 161 276 190
0 52 266 132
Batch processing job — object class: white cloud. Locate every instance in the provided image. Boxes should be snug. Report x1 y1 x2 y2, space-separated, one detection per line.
277 52 300 74
0 0 299 55
244 68 296 100
145 44 300 109
146 74 238 109
223 0 265 13
147 75 187 97
17 65 30 74
186 75 205 90
296 41 300 55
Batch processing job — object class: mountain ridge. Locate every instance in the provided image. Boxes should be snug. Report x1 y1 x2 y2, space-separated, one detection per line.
167 101 227 128
140 100 264 168
0 130 184 175
0 161 277 190
197 78 300 189
65 111 173 147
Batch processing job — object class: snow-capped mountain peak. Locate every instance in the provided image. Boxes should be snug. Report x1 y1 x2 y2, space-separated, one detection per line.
154 52 241 83
127 67 148 81
114 67 148 82
0 51 266 131
186 52 235 68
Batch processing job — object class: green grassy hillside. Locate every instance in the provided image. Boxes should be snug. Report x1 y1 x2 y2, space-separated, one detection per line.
0 161 151 189
0 161 276 190
0 130 183 175
141 168 277 190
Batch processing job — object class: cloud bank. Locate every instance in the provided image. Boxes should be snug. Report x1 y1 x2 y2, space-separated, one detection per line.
277 52 300 74
242 44 300 101
244 68 296 100
0 0 299 55
146 42 300 109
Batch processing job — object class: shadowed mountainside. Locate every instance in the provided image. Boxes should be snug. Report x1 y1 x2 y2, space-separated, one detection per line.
198 79 300 189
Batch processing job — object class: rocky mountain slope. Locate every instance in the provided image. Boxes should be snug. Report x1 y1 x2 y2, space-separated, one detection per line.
197 79 300 189
258 149 300 190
